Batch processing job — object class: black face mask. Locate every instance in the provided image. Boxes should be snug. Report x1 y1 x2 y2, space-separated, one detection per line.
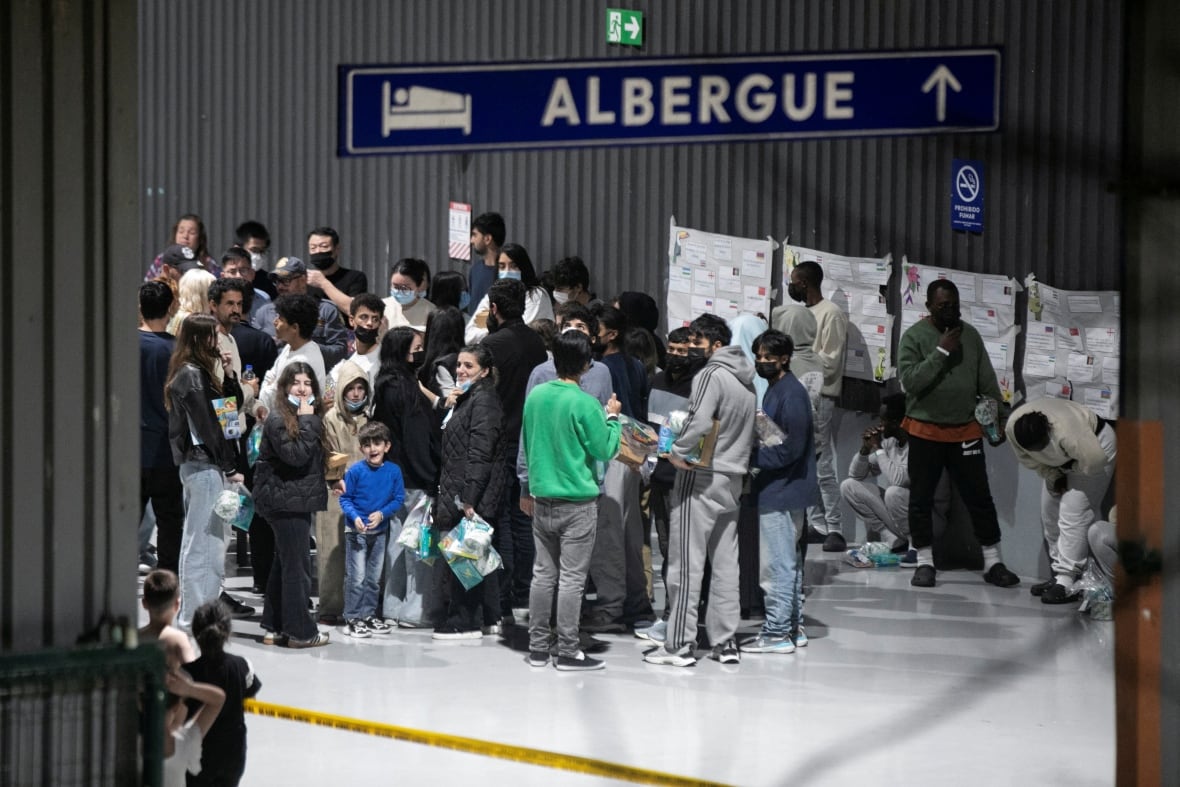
755 361 782 380
665 355 692 379
683 348 709 375
787 282 807 303
309 252 335 270
353 326 379 346
408 349 425 369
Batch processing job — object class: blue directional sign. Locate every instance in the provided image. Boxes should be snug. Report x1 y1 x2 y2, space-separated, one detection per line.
339 49 1001 156
951 158 985 232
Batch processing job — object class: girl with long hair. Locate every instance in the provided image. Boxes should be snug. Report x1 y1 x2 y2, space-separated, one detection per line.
465 243 554 342
164 314 244 630
252 362 330 648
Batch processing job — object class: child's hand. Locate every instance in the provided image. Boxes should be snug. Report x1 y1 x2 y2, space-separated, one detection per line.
354 516 366 532
367 511 383 528
331 481 345 496
164 669 194 697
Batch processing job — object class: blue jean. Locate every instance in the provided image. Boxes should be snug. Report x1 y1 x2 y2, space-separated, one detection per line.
177 461 229 631
528 498 597 656
383 489 433 624
345 529 387 621
759 508 805 639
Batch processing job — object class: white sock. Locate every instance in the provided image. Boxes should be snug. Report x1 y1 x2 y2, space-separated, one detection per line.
1054 573 1075 590
981 544 1002 572
917 546 934 567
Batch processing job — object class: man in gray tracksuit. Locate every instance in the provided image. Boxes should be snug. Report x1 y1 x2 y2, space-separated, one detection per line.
644 314 756 667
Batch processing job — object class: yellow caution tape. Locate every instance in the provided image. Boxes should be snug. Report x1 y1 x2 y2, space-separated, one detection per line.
244 699 731 786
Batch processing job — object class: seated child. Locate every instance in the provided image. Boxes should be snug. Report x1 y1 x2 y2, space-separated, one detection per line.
140 569 196 663
339 421 405 638
185 600 263 786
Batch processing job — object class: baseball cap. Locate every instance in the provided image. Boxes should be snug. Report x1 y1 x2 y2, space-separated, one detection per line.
270 256 308 281
161 244 205 274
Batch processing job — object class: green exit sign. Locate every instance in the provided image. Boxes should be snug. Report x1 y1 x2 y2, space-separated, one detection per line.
606 8 644 47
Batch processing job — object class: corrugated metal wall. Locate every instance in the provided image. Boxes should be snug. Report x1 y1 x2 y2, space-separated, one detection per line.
139 0 1122 306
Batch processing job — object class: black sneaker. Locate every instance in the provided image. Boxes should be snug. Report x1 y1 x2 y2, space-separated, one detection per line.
365 616 392 635
822 532 848 552
219 592 255 617
890 538 911 555
580 611 627 634
709 638 740 664
805 526 827 544
526 651 551 667
1041 583 1082 604
983 563 1020 588
1029 578 1056 597
911 565 936 587
555 651 605 671
347 619 371 639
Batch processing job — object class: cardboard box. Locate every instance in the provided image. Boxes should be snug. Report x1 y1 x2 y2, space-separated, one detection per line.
686 418 721 468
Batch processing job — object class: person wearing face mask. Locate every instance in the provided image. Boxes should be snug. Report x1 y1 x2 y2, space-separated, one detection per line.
785 260 849 554
428 270 471 313
744 329 817 655
643 315 756 668
383 257 437 330
373 326 442 628
897 279 1019 590
465 243 554 344
315 360 373 626
302 226 369 317
329 293 386 390
234 220 277 300
550 255 601 309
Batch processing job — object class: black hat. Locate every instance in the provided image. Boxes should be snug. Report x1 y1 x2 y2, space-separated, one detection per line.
161 244 204 274
270 256 308 281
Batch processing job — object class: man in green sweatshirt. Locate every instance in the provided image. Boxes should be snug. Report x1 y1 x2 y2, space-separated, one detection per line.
521 330 623 671
897 278 1019 589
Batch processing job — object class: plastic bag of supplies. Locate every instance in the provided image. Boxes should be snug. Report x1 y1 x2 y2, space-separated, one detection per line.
439 503 502 590
395 495 438 565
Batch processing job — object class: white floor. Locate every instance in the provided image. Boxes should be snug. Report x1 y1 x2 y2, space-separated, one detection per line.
155 552 1115 787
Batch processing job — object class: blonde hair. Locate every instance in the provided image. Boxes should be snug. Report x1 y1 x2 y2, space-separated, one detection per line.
176 269 216 317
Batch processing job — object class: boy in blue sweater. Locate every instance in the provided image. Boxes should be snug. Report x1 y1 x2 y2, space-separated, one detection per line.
747 330 818 654
340 422 405 638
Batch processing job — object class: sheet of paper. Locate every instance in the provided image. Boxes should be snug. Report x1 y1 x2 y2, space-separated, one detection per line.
983 339 1009 368
860 322 889 347
741 249 768 279
693 268 716 297
1101 356 1120 384
856 261 891 286
1085 326 1119 355
861 295 889 318
1057 326 1085 352
827 289 851 315
711 238 732 262
981 278 1014 305
717 298 740 319
1067 294 1103 313
1025 353 1057 378
682 241 708 265
1067 352 1096 383
690 295 715 314
717 266 742 294
669 266 693 294
742 285 768 313
945 271 977 303
844 348 867 373
1043 380 1073 399
900 310 923 333
1038 284 1061 312
1082 386 1117 419
822 259 853 281
965 305 1000 337
1025 324 1058 353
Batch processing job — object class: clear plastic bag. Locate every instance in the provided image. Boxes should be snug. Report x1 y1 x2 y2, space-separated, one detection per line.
439 502 501 588
396 496 437 564
214 482 254 532
245 422 263 467
1076 558 1114 620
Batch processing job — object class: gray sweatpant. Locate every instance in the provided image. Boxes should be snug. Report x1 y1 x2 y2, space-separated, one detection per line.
665 469 742 652
529 498 597 656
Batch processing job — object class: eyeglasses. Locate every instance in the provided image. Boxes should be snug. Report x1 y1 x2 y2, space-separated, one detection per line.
390 285 415 294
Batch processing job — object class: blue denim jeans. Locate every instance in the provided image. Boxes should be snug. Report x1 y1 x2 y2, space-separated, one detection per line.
177 461 228 631
345 529 387 621
758 508 805 639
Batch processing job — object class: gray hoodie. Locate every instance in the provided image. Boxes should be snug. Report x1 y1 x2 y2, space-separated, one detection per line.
771 303 825 385
671 345 756 475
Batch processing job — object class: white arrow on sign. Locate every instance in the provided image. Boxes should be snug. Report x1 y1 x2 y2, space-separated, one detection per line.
922 65 962 123
625 16 641 38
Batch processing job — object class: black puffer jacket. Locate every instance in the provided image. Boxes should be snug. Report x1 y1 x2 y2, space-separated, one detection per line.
373 369 441 492
436 378 506 531
252 412 328 516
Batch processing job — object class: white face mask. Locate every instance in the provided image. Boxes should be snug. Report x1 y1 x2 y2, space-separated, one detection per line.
552 290 570 305
250 251 269 272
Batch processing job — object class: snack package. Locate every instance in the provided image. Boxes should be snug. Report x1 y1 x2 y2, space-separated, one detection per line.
616 415 659 468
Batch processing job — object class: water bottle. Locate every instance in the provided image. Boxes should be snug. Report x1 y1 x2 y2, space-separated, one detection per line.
241 364 256 383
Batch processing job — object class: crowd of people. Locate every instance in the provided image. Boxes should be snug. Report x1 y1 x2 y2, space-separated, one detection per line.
138 212 1118 781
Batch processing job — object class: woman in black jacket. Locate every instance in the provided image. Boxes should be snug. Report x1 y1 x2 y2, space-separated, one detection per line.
373 326 442 627
253 362 330 648
164 314 244 631
431 343 506 639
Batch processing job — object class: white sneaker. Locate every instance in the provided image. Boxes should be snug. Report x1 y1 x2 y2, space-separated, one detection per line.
643 644 696 667
634 618 666 642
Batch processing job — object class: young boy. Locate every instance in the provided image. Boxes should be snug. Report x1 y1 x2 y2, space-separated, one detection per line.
521 330 622 670
140 569 196 663
339 421 405 638
644 314 756 668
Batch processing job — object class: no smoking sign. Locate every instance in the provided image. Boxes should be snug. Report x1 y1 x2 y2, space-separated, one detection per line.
951 158 984 232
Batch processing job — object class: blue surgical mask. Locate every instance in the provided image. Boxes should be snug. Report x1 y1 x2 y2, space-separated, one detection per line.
498 269 522 281
459 291 471 310
288 394 314 407
344 397 368 413
390 288 417 306
458 379 475 394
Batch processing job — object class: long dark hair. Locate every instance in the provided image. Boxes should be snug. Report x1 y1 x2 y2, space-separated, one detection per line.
499 243 541 289
419 307 465 386
429 270 466 310
273 362 324 438
457 342 499 393
376 326 418 387
169 213 210 261
596 305 631 356
164 313 221 409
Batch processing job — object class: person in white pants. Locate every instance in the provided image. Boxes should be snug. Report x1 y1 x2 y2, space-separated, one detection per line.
840 394 912 555
1006 398 1117 604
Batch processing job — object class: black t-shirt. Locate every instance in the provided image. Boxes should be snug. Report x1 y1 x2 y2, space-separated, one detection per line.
185 652 261 778
326 266 368 298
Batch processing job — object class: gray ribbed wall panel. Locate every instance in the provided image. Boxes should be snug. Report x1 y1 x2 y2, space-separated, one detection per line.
139 0 1122 305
